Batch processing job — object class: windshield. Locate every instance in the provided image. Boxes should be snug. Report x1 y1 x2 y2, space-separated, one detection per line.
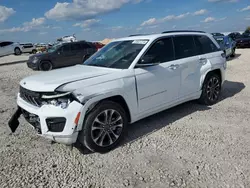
215 37 225 46
48 43 62 53
83 40 148 69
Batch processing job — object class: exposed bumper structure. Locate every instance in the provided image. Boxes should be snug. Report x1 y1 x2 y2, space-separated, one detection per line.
11 93 84 145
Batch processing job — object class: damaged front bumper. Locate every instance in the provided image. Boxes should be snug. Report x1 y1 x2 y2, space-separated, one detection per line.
8 93 85 145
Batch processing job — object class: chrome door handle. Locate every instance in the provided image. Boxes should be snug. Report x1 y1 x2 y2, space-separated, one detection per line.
168 64 179 70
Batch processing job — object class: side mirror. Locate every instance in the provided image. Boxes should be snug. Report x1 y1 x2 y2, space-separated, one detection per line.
140 55 155 64
135 56 159 68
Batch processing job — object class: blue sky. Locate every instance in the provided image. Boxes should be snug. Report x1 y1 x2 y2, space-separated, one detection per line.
0 0 249 43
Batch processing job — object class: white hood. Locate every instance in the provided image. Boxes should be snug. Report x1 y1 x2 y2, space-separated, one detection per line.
20 65 118 92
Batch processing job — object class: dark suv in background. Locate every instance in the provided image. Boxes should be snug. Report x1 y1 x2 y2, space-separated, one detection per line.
27 41 97 71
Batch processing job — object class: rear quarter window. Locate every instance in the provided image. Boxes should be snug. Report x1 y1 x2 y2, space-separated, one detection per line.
173 35 196 59
193 35 219 55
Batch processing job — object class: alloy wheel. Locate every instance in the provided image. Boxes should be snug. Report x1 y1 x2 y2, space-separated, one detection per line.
91 109 123 147
206 77 220 102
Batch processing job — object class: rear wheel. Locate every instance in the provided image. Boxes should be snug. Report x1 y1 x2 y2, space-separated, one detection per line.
39 61 53 71
32 49 37 54
198 73 221 105
14 47 21 55
78 101 128 153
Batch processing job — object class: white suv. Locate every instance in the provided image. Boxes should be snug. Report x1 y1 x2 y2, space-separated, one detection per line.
0 41 22 56
9 31 226 153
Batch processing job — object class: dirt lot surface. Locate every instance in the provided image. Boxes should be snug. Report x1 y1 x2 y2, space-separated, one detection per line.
0 49 249 188
0 54 29 66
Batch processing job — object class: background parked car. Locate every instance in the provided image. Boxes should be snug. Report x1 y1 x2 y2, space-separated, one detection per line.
35 43 47 53
236 36 250 48
92 42 105 51
0 41 22 56
214 36 236 57
228 32 242 41
27 40 97 71
20 43 37 54
211 33 225 37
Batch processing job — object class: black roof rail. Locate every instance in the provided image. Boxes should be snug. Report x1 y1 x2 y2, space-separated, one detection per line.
162 30 206 34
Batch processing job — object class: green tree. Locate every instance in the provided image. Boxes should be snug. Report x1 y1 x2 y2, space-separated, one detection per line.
245 26 250 33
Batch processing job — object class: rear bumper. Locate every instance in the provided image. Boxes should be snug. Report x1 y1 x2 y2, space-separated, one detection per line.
16 93 84 145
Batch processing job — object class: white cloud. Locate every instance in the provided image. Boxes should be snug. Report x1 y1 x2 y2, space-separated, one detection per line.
0 5 15 22
110 26 123 31
208 0 239 2
245 17 250 20
73 19 100 27
201 17 226 23
39 32 48 35
0 17 46 33
239 6 250 12
141 18 157 26
45 0 146 21
23 17 46 27
193 9 208 16
140 12 190 26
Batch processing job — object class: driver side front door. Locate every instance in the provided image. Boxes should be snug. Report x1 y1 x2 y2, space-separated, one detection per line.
135 37 181 113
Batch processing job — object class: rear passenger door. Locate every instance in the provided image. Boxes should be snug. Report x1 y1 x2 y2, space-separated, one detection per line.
70 43 83 65
56 44 74 67
173 35 201 99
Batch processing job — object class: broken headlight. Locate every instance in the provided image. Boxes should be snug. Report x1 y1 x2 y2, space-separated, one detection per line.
41 92 72 109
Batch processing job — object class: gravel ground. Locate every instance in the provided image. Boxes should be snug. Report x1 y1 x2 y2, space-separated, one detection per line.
0 49 250 188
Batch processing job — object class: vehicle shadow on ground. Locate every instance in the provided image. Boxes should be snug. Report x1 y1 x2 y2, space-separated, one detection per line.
122 80 245 147
75 80 245 154
227 53 241 61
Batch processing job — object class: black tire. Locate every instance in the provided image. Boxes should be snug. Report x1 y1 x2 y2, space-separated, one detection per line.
230 48 235 57
198 73 221 105
14 47 21 55
39 61 53 71
32 49 37 54
78 101 128 153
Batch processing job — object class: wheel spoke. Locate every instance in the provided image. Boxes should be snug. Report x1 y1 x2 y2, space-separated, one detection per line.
110 123 123 129
94 117 105 126
93 130 105 142
103 110 108 124
111 116 122 124
99 131 107 146
108 110 115 124
110 129 120 139
106 132 114 145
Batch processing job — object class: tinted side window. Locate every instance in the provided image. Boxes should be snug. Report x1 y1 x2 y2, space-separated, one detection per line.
71 43 81 51
193 35 218 55
81 43 91 49
62 44 71 52
173 35 196 59
143 38 174 64
1 42 11 47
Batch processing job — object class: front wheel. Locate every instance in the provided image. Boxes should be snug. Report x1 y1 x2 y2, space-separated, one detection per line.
39 61 53 71
198 73 221 105
78 101 128 153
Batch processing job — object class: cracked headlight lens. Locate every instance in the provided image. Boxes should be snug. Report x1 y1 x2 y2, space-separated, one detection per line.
41 92 72 109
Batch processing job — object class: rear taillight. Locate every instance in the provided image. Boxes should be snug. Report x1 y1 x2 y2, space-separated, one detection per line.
221 52 226 58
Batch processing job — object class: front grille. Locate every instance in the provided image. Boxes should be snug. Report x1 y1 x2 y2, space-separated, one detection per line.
20 86 42 107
